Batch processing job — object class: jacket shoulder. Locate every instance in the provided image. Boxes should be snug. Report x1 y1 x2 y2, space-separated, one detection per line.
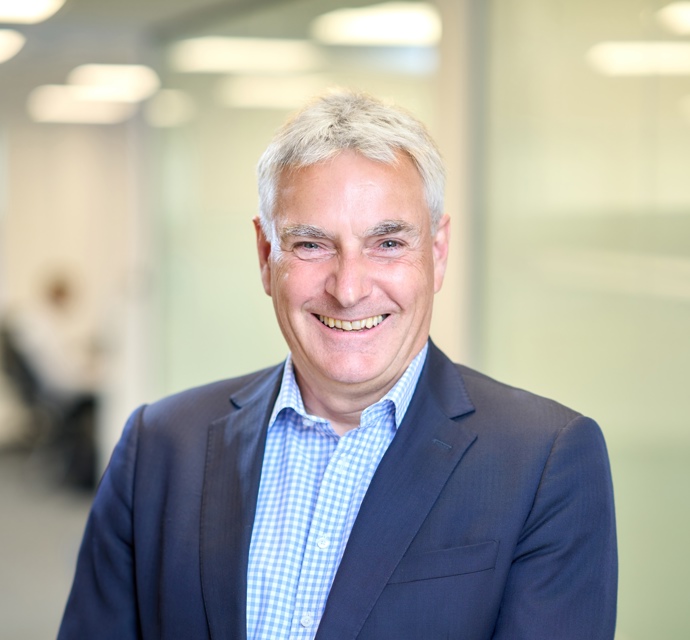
447 361 591 450
140 363 283 432
459 363 579 415
426 340 583 429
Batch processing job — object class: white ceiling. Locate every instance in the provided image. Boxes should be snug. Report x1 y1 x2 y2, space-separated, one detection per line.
0 0 249 116
0 0 373 118
47 0 234 28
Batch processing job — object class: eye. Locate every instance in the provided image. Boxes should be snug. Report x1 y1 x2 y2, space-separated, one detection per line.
295 241 320 251
290 241 334 261
368 237 407 260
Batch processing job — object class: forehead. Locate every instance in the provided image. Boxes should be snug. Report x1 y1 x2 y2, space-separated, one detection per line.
274 150 428 227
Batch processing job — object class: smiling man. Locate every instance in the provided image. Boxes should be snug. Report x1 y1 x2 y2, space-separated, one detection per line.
59 91 617 640
256 148 448 434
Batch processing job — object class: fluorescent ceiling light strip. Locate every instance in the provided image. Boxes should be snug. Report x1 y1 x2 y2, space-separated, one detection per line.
0 29 25 63
67 64 161 102
310 1 441 46
27 85 137 124
169 37 324 73
587 42 690 75
657 2 690 34
0 0 65 24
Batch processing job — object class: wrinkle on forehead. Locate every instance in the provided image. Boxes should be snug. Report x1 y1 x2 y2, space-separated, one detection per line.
274 151 430 244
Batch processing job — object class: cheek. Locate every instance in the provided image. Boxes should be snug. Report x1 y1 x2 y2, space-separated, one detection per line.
385 257 434 292
271 260 324 304
270 258 294 287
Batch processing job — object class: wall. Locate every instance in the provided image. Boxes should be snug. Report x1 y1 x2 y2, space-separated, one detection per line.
0 113 155 465
482 0 690 637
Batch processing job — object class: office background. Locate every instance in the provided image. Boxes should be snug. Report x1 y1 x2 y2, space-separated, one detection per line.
0 0 689 638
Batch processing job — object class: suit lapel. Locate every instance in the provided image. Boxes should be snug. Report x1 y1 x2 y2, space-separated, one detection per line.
199 365 282 640
316 342 477 639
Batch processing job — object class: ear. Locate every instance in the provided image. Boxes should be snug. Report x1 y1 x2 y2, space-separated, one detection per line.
432 214 450 293
254 216 273 296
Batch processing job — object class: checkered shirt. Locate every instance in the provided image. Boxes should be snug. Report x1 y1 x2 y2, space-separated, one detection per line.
245 343 428 640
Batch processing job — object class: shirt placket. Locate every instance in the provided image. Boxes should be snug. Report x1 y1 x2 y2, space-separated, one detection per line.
289 430 365 638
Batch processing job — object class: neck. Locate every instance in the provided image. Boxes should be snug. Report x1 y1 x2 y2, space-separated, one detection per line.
294 371 400 437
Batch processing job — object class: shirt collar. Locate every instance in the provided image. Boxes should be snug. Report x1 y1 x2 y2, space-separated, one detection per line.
268 341 429 431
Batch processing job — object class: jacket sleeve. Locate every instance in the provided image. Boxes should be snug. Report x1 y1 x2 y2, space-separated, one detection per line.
492 416 618 639
57 406 144 640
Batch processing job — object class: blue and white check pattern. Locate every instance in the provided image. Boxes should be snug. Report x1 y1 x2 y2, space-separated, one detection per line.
245 343 428 640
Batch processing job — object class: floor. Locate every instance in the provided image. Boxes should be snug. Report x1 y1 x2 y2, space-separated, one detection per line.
0 451 92 640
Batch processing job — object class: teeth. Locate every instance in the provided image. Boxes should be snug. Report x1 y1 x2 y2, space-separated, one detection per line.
318 314 385 331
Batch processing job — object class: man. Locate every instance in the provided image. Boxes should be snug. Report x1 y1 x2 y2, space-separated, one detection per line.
59 90 617 639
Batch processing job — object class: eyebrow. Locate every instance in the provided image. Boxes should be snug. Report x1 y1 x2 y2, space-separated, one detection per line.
364 219 418 237
278 219 418 242
280 224 332 242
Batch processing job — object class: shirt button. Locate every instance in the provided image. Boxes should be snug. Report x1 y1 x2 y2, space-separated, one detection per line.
316 536 330 549
303 419 313 428
300 613 314 628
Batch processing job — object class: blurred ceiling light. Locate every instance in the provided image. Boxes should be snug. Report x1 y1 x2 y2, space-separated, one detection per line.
27 85 138 124
587 42 690 75
67 64 161 102
216 74 331 109
144 89 196 127
657 2 690 34
170 37 324 73
0 29 25 63
0 0 65 24
310 2 441 46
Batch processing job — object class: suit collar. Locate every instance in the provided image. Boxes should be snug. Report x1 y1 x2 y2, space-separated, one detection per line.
199 363 283 640
423 338 475 419
228 363 285 409
316 340 477 639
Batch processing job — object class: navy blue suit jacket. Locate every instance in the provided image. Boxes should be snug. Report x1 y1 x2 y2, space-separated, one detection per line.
59 341 617 639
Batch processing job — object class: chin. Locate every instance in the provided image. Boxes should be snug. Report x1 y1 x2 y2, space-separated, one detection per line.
318 356 390 387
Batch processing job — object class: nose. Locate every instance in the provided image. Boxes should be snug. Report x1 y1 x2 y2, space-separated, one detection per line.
324 252 372 308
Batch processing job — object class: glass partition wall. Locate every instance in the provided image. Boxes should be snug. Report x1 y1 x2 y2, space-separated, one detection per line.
482 1 690 638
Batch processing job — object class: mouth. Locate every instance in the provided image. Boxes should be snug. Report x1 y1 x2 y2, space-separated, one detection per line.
316 314 388 332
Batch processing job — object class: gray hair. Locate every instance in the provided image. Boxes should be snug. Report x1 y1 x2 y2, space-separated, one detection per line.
257 89 445 239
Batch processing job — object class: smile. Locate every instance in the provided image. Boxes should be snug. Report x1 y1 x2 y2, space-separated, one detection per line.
317 314 387 331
